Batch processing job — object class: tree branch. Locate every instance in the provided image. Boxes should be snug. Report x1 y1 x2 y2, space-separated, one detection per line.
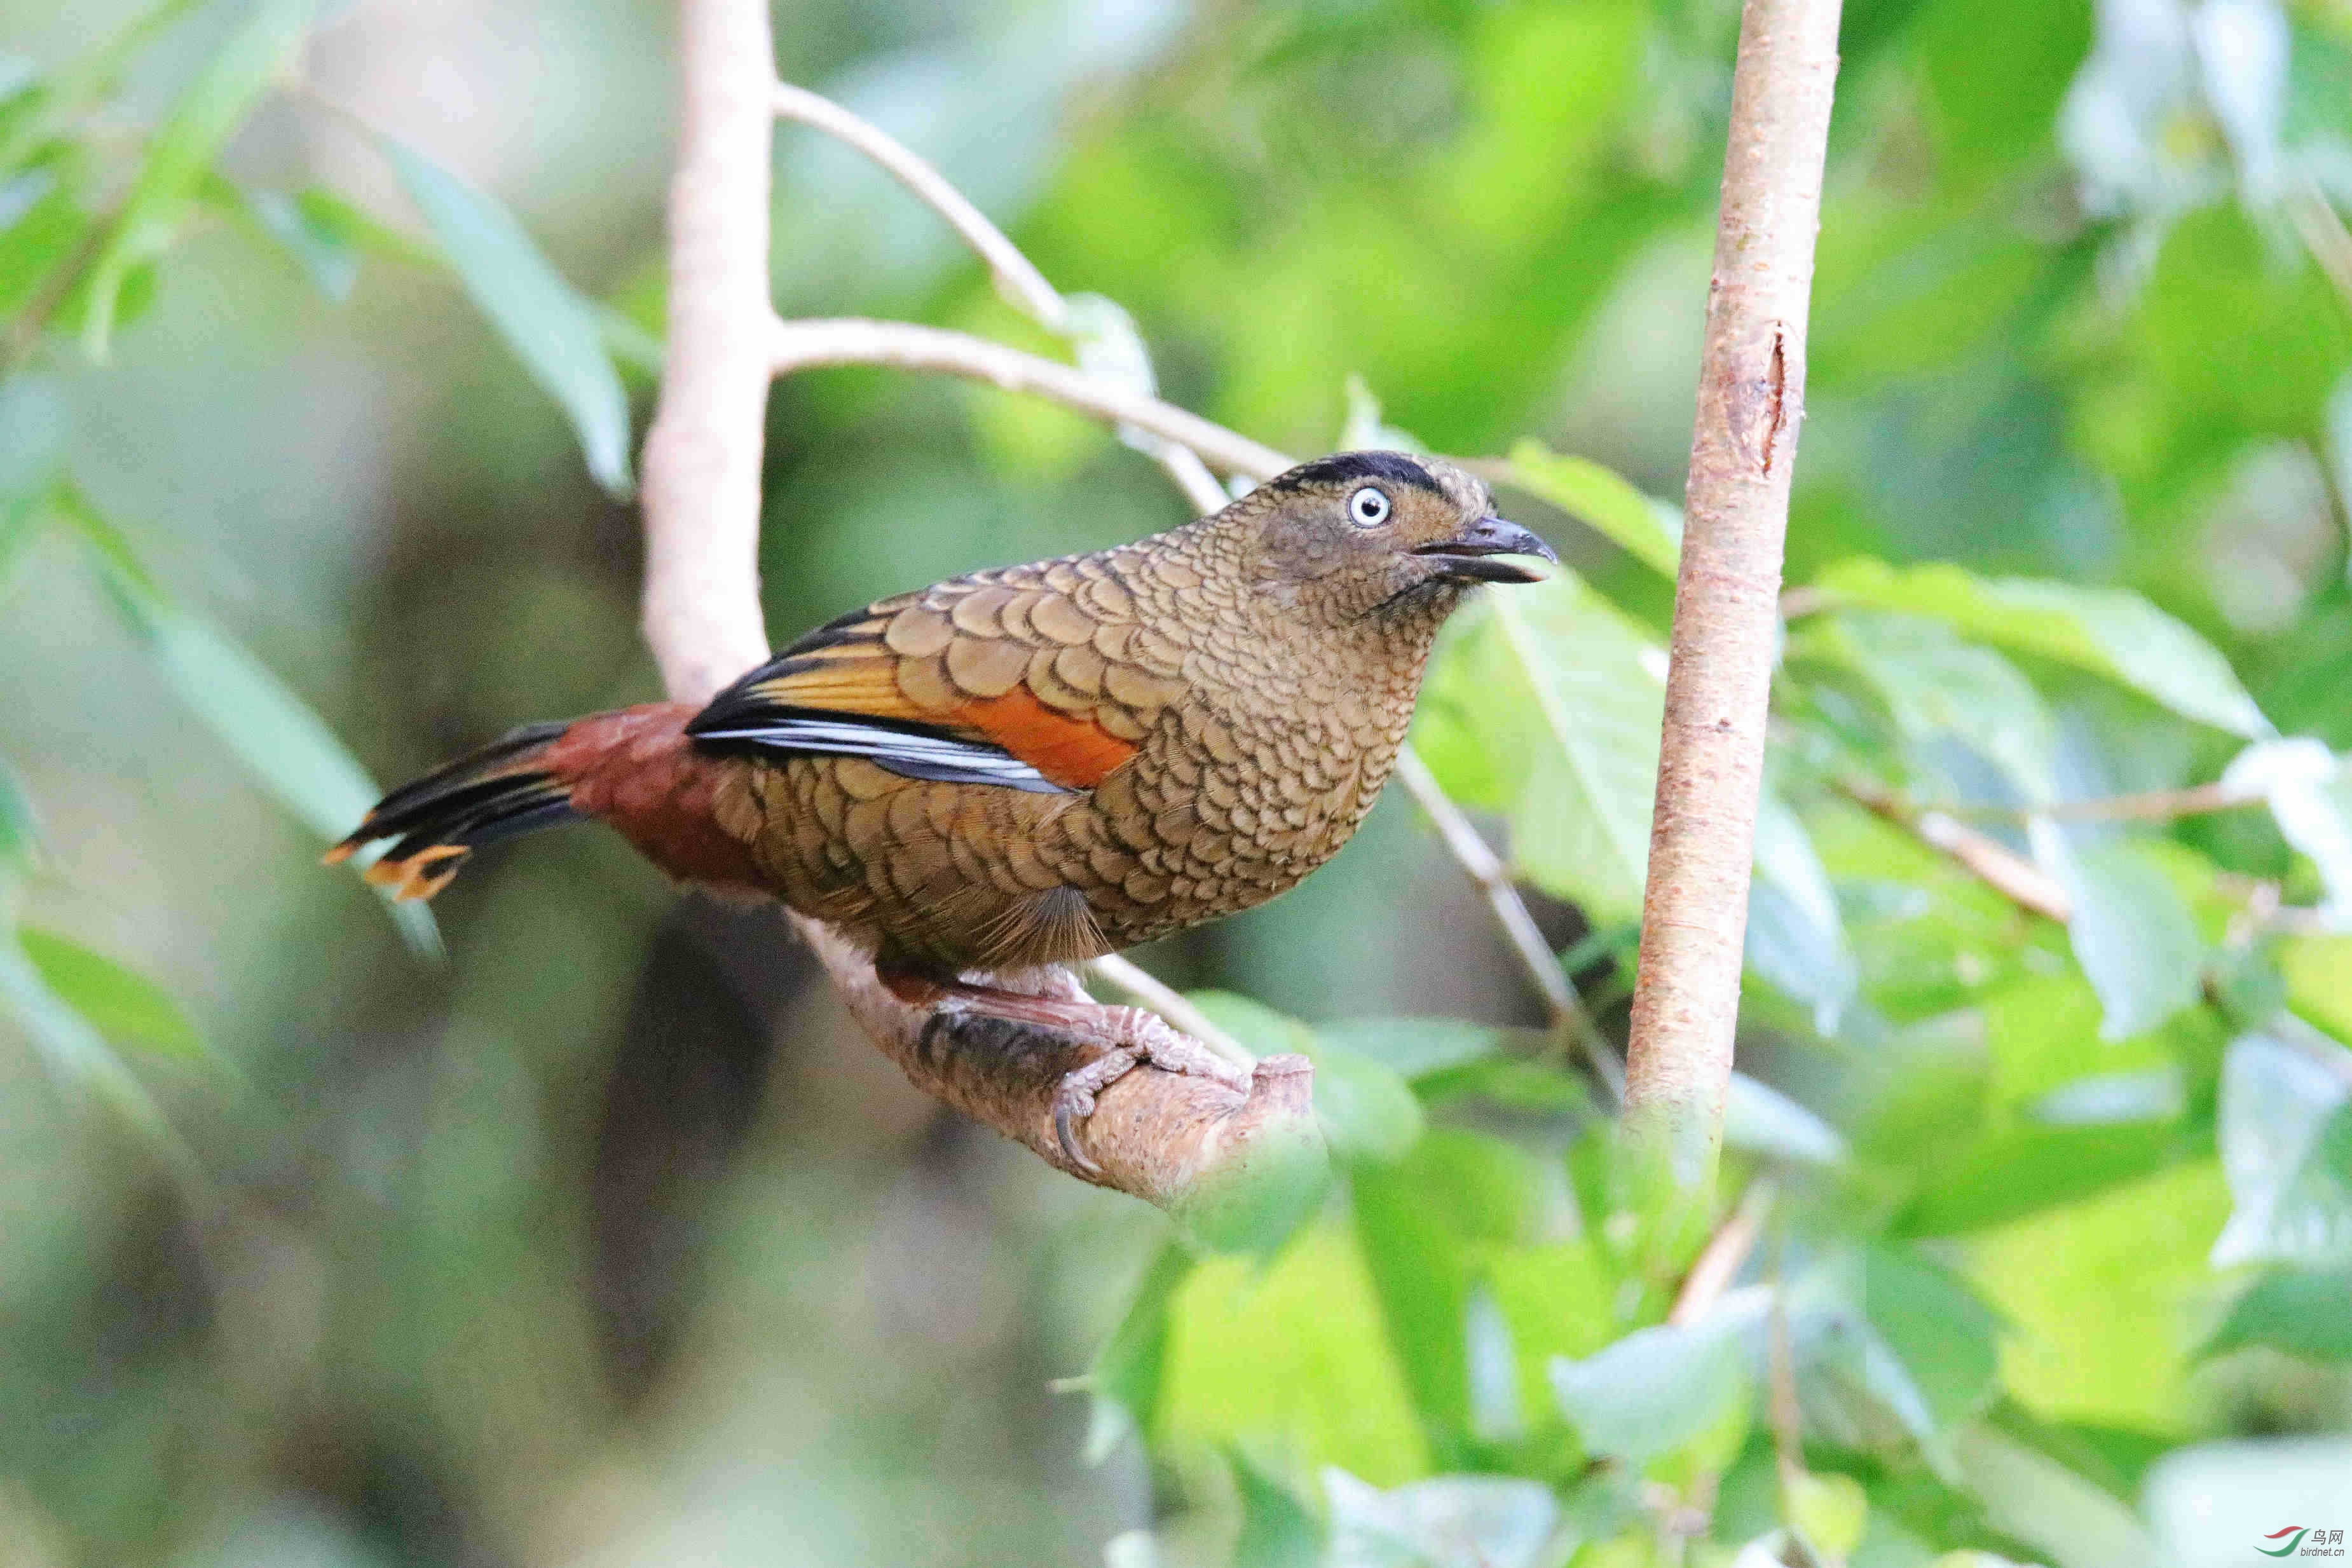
1935 780 2264 824
638 0 777 704
1393 749 1625 1100
1623 0 1843 1185
765 315 1292 482
769 85 1230 515
1836 777 2072 923
772 79 1069 331
1667 1177 1774 1327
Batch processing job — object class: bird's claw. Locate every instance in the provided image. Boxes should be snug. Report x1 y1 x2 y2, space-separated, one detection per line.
1052 1043 1142 1173
1050 1006 1254 1175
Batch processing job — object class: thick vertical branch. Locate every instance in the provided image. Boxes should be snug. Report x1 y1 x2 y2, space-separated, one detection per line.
1624 0 1842 1182
639 0 777 704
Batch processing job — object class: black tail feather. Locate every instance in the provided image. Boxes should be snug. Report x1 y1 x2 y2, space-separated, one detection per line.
328 721 582 900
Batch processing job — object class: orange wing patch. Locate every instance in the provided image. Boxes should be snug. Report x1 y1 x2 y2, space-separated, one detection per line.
701 605 1142 791
952 687 1137 790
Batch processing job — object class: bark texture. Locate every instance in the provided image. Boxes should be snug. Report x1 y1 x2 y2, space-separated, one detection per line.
1624 0 1843 1180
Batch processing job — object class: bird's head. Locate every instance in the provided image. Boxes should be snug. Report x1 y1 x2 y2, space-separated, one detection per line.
1233 451 1557 624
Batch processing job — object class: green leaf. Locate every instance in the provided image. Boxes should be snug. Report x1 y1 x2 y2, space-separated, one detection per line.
18 925 203 1061
383 136 634 496
0 0 208 177
1723 1072 1847 1167
1895 1121 2189 1236
78 0 318 355
58 492 368 837
1309 1038 1424 1165
1412 1057 1590 1117
1352 1159 1473 1449
1863 1243 2002 1432
1322 1469 1560 1568
147 604 379 842
2212 1030 2352 1268
1231 1452 1322 1568
55 490 437 953
0 167 91 324
1979 1400 2173 1508
1189 991 1422 1165
1315 1017 1507 1081
2222 738 2352 922
1414 570 1662 922
1814 611 2059 803
0 756 34 875
1786 1471 1869 1562
2201 1265 2352 1360
1506 439 1681 577
240 184 360 301
292 186 438 269
1337 375 1423 454
1747 789 1858 1034
1078 1240 1192 1465
2041 835 2205 1040
0 931 177 1146
1815 558 2271 738
1548 1298 1760 1462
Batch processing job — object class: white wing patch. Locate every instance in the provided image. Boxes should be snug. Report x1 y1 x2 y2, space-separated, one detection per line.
690 713 1069 794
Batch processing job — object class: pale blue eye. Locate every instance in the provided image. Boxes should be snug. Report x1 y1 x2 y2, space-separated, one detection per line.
1349 486 1391 528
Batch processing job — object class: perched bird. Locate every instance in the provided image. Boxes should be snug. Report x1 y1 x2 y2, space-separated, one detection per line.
329 452 1553 1161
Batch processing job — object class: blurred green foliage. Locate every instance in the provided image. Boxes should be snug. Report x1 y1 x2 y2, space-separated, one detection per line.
4 0 2352 1565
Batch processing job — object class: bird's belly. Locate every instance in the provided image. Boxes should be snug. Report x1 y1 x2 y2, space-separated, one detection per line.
1071 728 1394 949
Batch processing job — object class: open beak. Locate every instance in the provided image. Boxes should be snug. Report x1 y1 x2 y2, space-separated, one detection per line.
1412 515 1558 583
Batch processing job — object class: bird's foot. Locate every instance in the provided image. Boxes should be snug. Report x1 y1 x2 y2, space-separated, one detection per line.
877 966 1253 1173
1044 1005 1253 1173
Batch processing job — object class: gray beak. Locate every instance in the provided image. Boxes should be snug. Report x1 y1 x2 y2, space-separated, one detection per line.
1411 515 1558 583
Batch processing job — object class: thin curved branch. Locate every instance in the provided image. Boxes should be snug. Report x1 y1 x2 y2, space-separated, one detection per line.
772 80 1069 331
1088 954 1252 1067
765 315 1294 482
1937 780 2263 824
767 83 1231 515
1836 777 2072 923
1394 749 1626 1100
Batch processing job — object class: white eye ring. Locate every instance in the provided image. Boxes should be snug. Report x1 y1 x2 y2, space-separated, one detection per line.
1348 486 1391 528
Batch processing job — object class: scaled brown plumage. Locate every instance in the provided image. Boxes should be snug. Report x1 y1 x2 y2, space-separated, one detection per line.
330 452 1554 1161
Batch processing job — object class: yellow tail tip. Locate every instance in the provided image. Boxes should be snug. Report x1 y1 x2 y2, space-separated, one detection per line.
358 843 470 901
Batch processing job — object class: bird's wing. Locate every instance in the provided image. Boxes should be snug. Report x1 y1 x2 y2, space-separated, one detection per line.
685 555 1189 793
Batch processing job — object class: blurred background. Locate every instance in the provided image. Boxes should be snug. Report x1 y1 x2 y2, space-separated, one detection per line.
3 0 2351 1565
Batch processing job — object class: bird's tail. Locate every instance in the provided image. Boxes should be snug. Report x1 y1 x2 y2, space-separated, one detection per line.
327 703 759 901
324 720 582 901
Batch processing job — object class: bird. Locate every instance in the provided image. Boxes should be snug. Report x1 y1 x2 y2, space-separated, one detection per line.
328 451 1554 1164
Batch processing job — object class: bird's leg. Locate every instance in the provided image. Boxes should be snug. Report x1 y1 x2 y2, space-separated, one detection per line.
874 961 1253 1172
